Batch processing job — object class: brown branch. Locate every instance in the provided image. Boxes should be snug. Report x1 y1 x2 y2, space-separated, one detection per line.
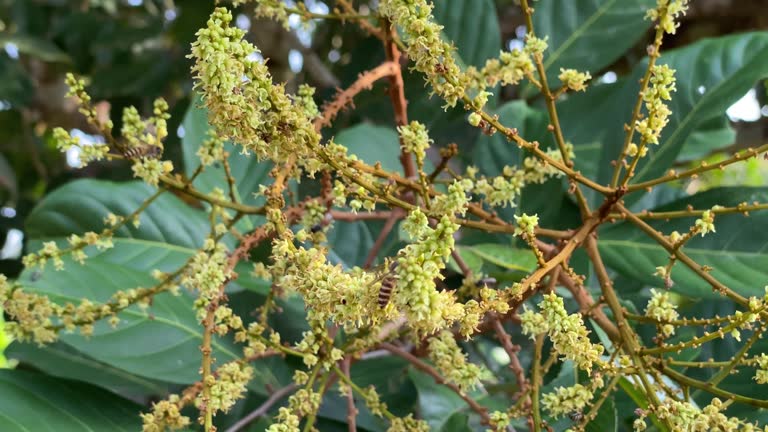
329 210 394 221
363 208 404 268
382 21 417 181
342 357 358 432
314 62 399 131
379 343 493 426
224 384 298 432
492 318 528 394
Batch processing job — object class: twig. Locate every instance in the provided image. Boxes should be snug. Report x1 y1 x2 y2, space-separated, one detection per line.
379 343 493 425
492 318 528 393
342 357 358 432
314 62 399 131
224 384 298 432
363 208 404 268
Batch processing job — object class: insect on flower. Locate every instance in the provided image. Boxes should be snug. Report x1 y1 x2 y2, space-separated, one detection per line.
568 410 584 422
376 260 399 308
122 144 162 160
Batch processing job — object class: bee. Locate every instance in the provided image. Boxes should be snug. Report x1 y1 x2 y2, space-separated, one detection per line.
122 144 162 160
567 410 584 422
377 260 399 308
477 277 497 288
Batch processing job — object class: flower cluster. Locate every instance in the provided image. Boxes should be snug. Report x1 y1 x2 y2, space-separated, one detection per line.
399 121 432 160
266 407 300 432
197 361 253 414
396 210 465 334
197 130 226 166
558 68 592 92
378 0 465 107
182 239 233 320
427 331 488 392
646 0 691 35
645 288 679 337
520 293 605 371
476 48 534 88
141 395 190 432
755 353 768 384
695 208 716 236
635 64 676 146
639 398 756 432
271 235 381 328
64 73 112 131
541 383 594 418
52 127 110 167
189 7 320 167
386 415 430 432
514 213 539 237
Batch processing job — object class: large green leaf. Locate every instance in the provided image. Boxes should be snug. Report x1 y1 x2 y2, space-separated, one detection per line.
181 93 273 210
561 32 768 206
527 0 655 95
19 180 282 390
600 187 768 299
335 124 402 174
0 370 142 431
409 367 467 430
432 0 501 70
628 33 768 187
466 244 537 272
5 341 169 398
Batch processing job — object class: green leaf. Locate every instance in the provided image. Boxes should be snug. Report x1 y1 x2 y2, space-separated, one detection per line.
432 0 501 69
181 93 273 208
0 369 142 431
409 367 467 430
600 187 768 299
0 34 71 63
334 123 401 173
629 33 768 188
20 180 283 390
525 0 655 96
677 115 735 161
585 397 617 432
440 412 472 432
326 220 376 268
5 341 169 397
560 33 768 207
466 244 538 272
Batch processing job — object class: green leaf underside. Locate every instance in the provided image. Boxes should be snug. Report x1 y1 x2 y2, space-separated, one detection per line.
19 179 282 390
601 187 768 298
528 0 655 96
0 370 142 432
5 341 169 397
561 32 768 206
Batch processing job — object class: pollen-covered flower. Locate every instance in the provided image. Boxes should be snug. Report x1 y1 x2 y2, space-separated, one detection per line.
189 7 320 166
558 68 591 92
646 0 690 34
427 331 487 392
141 395 190 432
645 288 679 337
521 293 604 371
695 209 716 236
541 383 594 418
